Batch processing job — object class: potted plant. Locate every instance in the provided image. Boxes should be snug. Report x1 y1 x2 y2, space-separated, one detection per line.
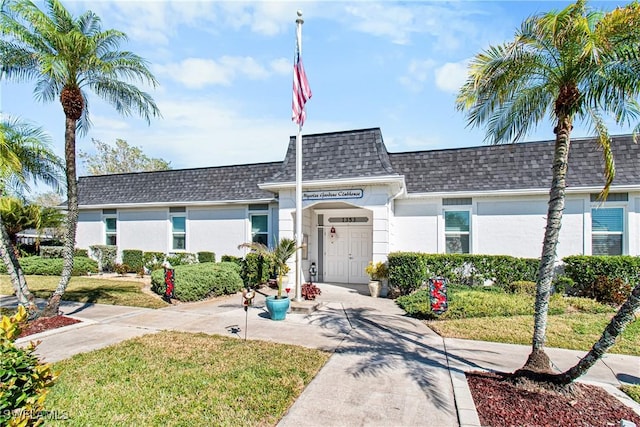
239 238 297 320
365 261 388 298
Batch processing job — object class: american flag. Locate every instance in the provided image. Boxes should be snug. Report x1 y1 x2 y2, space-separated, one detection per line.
292 26 312 126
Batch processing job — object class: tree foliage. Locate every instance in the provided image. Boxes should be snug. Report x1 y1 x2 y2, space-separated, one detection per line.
457 0 640 380
0 0 160 316
79 138 171 175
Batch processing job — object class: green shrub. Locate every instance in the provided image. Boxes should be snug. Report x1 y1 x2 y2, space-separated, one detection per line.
572 275 632 305
0 256 98 276
505 280 537 296
197 251 216 263
122 250 144 272
622 385 640 404
563 255 640 289
221 255 243 265
40 246 64 258
387 252 426 296
553 275 574 295
150 262 243 302
89 245 118 272
74 248 88 258
0 306 57 426
165 252 197 266
143 251 165 272
388 252 539 297
241 252 273 286
563 297 614 314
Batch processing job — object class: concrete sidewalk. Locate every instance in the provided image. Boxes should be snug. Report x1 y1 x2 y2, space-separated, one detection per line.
2 283 639 427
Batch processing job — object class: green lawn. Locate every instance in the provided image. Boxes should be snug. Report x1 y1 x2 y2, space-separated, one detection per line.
44 331 329 426
427 312 640 355
0 275 167 309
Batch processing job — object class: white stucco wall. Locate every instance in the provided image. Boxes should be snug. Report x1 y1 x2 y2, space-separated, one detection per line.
188 207 246 258
390 199 438 253
475 197 585 259
118 209 168 253
76 210 102 250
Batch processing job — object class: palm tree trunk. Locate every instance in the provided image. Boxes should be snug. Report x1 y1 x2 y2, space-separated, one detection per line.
0 214 37 312
42 116 78 317
557 283 640 384
521 118 572 373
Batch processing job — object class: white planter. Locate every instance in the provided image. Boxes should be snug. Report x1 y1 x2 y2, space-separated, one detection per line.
368 280 381 297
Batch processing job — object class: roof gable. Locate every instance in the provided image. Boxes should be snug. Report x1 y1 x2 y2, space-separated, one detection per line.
267 128 397 183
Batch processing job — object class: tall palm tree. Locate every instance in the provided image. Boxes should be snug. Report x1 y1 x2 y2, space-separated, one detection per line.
456 0 640 373
1 0 160 316
0 115 63 311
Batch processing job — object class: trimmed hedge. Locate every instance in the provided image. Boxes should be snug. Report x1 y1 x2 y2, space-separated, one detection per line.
150 262 243 302
241 252 273 286
143 252 165 272
165 252 197 266
197 251 216 263
122 249 144 273
387 252 539 296
0 256 98 276
40 246 64 258
563 255 639 304
89 245 117 272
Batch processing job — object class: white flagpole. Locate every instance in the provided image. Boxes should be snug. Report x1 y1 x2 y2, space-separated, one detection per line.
294 10 304 302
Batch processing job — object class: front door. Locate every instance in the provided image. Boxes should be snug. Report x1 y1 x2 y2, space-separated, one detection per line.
323 225 371 284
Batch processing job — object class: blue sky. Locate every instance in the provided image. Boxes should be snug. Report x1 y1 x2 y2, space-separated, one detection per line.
1 0 635 180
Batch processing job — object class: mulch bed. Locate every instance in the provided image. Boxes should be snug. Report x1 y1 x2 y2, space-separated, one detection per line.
467 371 640 427
18 315 81 339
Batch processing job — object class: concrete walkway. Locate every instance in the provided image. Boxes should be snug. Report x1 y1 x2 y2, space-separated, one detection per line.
2 282 639 426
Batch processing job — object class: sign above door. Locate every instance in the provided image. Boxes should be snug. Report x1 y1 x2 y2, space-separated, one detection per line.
302 189 363 200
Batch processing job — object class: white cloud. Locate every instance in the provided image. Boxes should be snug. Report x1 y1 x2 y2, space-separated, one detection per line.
154 56 280 89
434 61 469 94
270 58 292 76
398 59 436 92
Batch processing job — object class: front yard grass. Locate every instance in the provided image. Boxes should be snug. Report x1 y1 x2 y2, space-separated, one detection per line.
427 312 639 356
0 275 167 309
45 331 329 426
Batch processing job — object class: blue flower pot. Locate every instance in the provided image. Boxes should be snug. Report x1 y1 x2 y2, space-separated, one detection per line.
265 296 290 321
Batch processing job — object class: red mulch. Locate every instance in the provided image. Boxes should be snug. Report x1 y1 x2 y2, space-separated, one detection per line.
18 315 81 339
467 371 640 427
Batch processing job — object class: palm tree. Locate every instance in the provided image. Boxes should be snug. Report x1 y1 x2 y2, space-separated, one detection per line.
1 0 161 316
0 115 63 312
456 0 640 374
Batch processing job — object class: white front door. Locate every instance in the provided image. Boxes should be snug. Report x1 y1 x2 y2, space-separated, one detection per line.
323 225 371 284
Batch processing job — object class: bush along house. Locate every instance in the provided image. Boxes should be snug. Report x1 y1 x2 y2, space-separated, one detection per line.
75 128 640 284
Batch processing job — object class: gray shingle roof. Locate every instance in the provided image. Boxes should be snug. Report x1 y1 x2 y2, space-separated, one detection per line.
389 134 640 193
78 161 282 206
77 130 639 207
268 128 397 182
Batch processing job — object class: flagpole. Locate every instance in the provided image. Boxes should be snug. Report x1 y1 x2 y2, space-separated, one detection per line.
294 10 304 303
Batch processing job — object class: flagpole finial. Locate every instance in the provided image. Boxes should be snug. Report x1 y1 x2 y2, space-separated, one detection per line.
296 10 303 24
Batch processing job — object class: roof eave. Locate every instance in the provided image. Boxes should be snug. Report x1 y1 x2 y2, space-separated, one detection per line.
259 175 406 191
404 184 640 199
79 197 277 210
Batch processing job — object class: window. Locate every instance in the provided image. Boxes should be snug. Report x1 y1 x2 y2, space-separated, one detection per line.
171 215 186 250
251 214 268 246
104 216 117 245
445 210 470 254
592 207 623 255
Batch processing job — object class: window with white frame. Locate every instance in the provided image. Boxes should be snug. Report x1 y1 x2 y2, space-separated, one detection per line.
445 210 470 254
104 217 117 245
170 207 186 251
103 209 117 245
250 214 268 246
591 207 624 255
